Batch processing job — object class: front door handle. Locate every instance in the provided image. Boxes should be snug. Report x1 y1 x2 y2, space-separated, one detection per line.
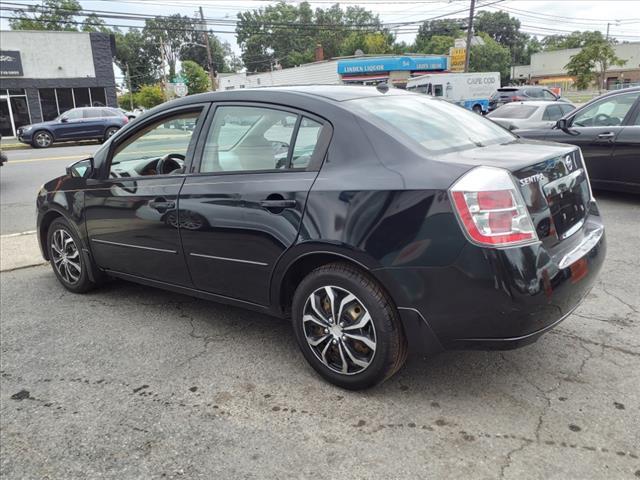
260 199 297 209
597 132 616 140
149 198 176 212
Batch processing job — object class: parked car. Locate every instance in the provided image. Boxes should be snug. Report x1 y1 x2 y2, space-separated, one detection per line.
487 101 576 130
36 86 605 389
488 86 570 111
18 107 128 148
517 87 640 193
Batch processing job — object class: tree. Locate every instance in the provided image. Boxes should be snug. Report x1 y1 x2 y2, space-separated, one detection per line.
565 38 626 90
9 0 106 32
340 32 393 56
414 35 454 55
143 15 194 79
180 60 210 95
135 85 165 109
474 11 533 65
180 37 242 74
235 1 386 72
469 33 511 83
542 31 609 51
81 13 110 33
114 29 161 92
415 19 463 44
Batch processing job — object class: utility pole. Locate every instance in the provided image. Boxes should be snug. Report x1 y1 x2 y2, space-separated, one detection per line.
160 38 167 100
463 0 476 73
199 6 217 91
606 22 610 41
126 63 134 110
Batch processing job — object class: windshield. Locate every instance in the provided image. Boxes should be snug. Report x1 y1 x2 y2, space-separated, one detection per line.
350 95 515 154
488 104 538 119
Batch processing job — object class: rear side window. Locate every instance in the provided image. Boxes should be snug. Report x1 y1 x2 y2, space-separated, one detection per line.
542 104 564 121
83 108 102 119
200 106 326 173
489 104 538 119
102 109 119 117
351 95 514 155
525 88 544 98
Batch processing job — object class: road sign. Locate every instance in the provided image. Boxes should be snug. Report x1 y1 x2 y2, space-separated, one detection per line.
173 82 188 97
450 47 466 72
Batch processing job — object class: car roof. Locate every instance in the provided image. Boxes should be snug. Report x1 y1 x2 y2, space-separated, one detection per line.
498 101 569 106
185 85 413 103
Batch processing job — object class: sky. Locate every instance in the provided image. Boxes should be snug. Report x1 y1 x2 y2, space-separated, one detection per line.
2 0 640 81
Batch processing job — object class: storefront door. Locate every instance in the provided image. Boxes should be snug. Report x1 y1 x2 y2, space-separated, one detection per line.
0 97 14 137
0 92 31 138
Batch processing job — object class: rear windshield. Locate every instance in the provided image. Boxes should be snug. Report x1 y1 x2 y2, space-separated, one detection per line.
350 95 515 154
488 104 538 119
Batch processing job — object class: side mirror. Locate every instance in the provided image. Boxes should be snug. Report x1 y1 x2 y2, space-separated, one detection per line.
66 157 94 178
60 117 68 123
555 118 568 131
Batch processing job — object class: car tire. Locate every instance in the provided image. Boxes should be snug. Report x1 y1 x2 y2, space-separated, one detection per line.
47 218 100 293
104 127 119 142
472 104 483 114
32 130 53 148
291 262 407 390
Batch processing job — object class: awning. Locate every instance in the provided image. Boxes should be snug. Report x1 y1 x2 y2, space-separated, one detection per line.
341 73 390 82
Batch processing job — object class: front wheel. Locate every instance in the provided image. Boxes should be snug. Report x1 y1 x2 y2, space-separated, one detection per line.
32 130 53 148
292 262 407 390
47 218 98 293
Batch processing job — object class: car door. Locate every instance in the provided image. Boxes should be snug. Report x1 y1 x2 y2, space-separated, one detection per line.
179 104 332 305
607 99 640 190
84 104 209 285
543 91 639 184
55 108 84 139
80 108 108 138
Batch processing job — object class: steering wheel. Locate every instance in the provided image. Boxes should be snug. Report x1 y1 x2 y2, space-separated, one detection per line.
156 153 185 175
594 113 612 126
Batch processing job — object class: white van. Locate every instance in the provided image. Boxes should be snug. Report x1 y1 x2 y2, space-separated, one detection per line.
407 72 500 113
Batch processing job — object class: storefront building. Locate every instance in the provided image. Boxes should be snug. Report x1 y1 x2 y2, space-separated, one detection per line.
219 55 450 91
0 30 117 138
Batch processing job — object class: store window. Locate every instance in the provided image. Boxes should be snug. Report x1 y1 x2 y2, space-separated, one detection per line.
39 89 58 121
74 88 91 107
56 88 74 114
90 87 106 106
0 89 31 137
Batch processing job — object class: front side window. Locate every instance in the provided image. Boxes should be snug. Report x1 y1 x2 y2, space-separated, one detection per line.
541 90 557 100
62 109 82 121
542 104 564 121
109 110 201 178
84 108 102 119
201 106 297 173
572 92 638 127
351 95 515 155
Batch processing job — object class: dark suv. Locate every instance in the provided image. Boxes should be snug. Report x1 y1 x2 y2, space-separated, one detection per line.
18 107 128 148
489 86 567 112
36 86 605 389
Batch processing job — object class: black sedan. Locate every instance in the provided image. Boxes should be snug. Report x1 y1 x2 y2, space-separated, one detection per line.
36 86 605 389
517 87 640 193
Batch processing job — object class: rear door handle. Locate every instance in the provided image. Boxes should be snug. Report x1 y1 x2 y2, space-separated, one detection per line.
260 199 297 208
597 132 616 139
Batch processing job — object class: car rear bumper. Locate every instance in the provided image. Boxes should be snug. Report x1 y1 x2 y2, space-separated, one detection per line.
376 213 606 354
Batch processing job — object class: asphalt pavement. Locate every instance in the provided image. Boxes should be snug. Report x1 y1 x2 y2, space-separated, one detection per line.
0 143 100 235
0 191 638 479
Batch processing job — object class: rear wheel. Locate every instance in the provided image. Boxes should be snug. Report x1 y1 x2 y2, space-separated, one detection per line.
32 130 53 148
47 218 98 293
472 104 483 114
292 262 407 390
104 127 119 142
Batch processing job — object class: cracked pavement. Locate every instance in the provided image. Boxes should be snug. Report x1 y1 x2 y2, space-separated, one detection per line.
1 191 638 479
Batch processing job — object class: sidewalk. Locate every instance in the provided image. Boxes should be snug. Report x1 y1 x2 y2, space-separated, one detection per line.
0 232 47 271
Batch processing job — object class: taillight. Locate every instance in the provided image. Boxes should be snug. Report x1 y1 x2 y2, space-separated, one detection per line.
122 116 129 123
450 166 538 247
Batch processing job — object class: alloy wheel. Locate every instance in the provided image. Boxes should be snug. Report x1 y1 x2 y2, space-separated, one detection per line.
35 132 52 147
50 229 82 284
302 286 376 375
106 128 118 138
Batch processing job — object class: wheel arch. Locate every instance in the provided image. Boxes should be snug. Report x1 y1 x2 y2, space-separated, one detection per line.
271 244 384 317
32 128 55 142
38 207 85 261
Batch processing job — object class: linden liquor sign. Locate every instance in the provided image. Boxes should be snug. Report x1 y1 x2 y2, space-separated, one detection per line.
0 51 24 77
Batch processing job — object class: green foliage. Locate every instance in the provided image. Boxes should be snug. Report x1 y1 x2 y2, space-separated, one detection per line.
542 31 608 51
414 35 454 55
135 85 165 109
81 13 110 33
469 33 511 83
143 15 194 79
180 60 210 94
9 0 94 31
415 19 463 46
180 37 243 74
114 28 161 92
235 1 387 72
565 38 627 90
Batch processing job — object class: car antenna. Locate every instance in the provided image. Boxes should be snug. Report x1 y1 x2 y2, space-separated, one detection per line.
376 82 389 93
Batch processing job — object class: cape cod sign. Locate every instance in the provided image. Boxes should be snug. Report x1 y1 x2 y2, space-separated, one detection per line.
0 51 24 77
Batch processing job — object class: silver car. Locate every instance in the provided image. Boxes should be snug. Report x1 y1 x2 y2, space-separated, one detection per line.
487 101 576 131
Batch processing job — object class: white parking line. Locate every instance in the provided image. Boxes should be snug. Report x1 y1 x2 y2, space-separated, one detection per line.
1 230 37 238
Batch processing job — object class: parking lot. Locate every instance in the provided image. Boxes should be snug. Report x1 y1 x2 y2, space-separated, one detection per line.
0 170 638 479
